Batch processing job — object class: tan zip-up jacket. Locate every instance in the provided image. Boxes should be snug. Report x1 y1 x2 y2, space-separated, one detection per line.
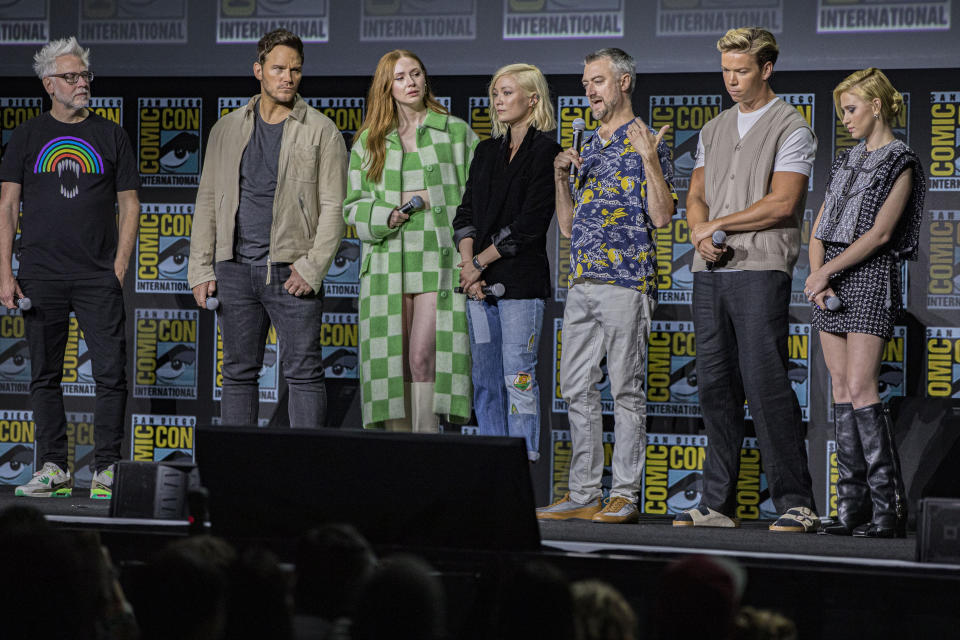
188 94 347 290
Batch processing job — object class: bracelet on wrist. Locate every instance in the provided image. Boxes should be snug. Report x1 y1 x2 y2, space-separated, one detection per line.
472 256 485 271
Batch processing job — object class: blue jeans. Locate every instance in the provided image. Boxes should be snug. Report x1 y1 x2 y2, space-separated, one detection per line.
214 261 326 428
466 298 544 460
20 276 126 471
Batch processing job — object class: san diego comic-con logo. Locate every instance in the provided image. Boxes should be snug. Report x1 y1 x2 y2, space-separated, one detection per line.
469 97 491 141
643 434 706 515
0 1 49 45
553 96 600 301
781 93 815 190
930 91 960 191
360 0 475 41
649 94 721 192
213 319 278 403
79 0 187 44
549 429 615 503
138 97 202 187
0 410 34 486
134 309 198 400
136 203 192 294
657 0 783 36
62 314 94 397
1 97 41 160
826 439 838 518
835 92 910 159
88 96 122 125
552 318 614 415
927 210 960 310
217 0 328 44
652 208 694 305
131 414 195 463
321 313 358 380
324 226 361 298
503 0 624 39
0 307 29 395
303 97 365 150
646 320 700 418
66 412 95 490
925 326 960 398
736 437 778 520
817 0 950 33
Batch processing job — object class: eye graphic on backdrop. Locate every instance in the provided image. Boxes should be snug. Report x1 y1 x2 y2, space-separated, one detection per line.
158 132 199 172
76 349 94 384
0 340 29 380
669 359 698 401
877 364 904 401
325 240 361 282
323 347 358 377
666 471 703 514
155 344 196 383
158 238 190 279
0 445 33 484
258 347 278 380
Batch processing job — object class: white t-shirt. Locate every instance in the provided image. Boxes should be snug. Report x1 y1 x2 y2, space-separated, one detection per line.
694 97 816 175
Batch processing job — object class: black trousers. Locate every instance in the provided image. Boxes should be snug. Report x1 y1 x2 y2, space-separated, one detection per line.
20 276 127 471
692 270 815 516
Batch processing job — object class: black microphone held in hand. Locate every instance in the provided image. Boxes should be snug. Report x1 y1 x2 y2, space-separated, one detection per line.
570 118 586 178
706 230 726 271
455 283 506 297
398 195 425 215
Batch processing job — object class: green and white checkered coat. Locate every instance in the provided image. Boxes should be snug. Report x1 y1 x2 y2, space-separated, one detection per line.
344 111 479 428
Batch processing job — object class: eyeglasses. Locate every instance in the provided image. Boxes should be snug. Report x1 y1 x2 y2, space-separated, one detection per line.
47 71 94 84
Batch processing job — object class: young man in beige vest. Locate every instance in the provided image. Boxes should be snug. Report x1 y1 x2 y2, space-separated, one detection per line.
675 28 819 532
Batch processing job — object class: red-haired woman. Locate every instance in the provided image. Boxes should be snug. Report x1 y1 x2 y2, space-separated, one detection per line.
344 50 478 431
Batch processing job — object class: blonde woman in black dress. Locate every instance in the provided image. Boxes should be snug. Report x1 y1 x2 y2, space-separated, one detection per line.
806 68 925 538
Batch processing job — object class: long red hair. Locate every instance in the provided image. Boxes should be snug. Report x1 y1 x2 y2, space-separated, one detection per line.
355 49 448 183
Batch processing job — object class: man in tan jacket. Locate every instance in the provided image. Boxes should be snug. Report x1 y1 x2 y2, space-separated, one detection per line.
188 28 346 428
674 27 819 532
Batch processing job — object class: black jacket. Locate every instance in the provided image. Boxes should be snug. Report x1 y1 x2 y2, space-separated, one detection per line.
452 127 561 299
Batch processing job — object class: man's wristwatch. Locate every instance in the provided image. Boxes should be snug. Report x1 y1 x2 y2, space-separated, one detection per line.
472 256 484 271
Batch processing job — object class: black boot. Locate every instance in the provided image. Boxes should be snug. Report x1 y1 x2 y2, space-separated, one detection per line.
822 403 872 535
852 403 907 538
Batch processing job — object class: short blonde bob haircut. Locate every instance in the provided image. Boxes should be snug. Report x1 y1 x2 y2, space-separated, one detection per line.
832 67 904 126
488 63 556 139
716 27 779 69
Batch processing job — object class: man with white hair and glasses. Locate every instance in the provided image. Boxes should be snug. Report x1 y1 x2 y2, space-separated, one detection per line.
0 36 139 499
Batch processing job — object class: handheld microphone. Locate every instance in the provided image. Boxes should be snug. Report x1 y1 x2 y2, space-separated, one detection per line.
706 230 726 271
824 295 843 312
570 118 586 178
398 195 424 215
16 297 31 311
455 282 506 297
205 296 219 311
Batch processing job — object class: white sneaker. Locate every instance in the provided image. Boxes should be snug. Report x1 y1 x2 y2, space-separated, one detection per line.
15 462 73 498
90 464 115 500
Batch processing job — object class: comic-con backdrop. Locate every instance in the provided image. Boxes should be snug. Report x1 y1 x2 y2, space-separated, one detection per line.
0 5 959 511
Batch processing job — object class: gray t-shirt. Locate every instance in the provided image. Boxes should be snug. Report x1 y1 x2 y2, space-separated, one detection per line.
234 109 284 264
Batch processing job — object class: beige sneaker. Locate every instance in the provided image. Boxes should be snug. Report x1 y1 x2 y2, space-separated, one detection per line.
592 496 639 524
535 492 603 521
15 462 73 498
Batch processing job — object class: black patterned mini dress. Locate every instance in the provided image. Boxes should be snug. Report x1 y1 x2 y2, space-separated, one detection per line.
811 139 925 339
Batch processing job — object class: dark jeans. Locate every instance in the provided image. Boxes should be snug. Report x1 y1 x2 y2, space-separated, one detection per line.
20 276 126 471
214 260 326 428
693 270 815 516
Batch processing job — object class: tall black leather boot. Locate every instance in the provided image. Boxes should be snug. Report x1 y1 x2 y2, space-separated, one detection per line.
852 403 907 538
822 403 871 535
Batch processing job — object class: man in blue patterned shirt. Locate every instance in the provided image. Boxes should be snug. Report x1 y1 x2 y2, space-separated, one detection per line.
537 48 677 525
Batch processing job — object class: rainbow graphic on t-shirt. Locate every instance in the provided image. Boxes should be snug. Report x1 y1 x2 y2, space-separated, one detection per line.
33 136 103 199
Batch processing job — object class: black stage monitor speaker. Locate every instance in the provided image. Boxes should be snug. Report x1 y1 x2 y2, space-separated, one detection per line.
917 498 960 564
109 461 198 520
194 427 541 551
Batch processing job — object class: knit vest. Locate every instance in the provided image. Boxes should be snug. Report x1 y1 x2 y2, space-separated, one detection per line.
691 99 811 274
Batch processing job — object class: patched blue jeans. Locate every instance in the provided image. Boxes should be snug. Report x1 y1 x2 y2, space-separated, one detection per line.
466 298 544 461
